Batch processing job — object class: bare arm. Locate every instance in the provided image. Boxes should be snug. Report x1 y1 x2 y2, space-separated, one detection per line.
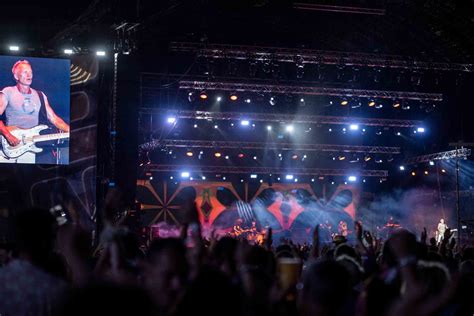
0 93 20 146
43 93 70 132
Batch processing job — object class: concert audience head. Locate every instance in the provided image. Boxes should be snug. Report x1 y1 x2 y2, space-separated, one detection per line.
144 238 188 310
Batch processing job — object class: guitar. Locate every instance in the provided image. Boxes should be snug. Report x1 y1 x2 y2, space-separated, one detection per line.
0 125 69 159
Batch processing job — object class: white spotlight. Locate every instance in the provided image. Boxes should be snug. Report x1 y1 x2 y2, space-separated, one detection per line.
417 127 425 133
181 172 190 178
167 117 176 124
216 96 222 102
348 176 357 182
429 161 434 166
241 120 250 126
202 176 206 180
285 175 294 180
349 124 359 131
64 49 73 55
399 166 405 171
8 45 19 51
214 125 218 129
250 174 257 179
286 125 294 132
245 98 251 103
96 51 106 56
267 125 272 131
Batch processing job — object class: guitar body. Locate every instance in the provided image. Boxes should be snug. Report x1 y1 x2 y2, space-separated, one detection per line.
0 125 69 159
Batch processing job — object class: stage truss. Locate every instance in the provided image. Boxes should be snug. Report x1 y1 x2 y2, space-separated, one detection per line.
140 108 423 128
404 148 471 164
170 42 474 72
140 139 401 154
179 80 443 101
145 164 388 177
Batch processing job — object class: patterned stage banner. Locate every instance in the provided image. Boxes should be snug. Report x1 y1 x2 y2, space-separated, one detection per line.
136 180 359 243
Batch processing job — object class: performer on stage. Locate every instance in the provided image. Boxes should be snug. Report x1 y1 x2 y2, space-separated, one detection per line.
232 218 245 237
0 60 69 163
436 218 448 244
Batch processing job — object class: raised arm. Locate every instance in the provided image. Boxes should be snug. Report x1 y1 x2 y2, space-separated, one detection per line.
43 93 70 132
0 93 20 146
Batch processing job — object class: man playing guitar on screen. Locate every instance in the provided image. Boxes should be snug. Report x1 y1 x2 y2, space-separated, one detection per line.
0 60 69 163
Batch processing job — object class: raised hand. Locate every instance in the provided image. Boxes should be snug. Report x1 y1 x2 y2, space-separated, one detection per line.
421 227 427 244
355 221 363 241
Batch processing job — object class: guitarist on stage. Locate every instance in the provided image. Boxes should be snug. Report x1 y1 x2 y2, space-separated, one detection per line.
0 60 69 163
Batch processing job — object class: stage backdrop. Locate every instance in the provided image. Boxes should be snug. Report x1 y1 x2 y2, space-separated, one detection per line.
136 180 359 243
0 55 99 240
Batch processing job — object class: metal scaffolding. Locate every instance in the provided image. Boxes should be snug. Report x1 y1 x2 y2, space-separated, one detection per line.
146 164 388 177
140 139 401 154
170 42 474 72
140 108 423 128
179 80 443 101
404 148 471 164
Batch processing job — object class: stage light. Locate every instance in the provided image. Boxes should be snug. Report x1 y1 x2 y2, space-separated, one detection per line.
292 154 298 160
351 101 362 109
215 152 222 158
311 178 315 182
9 45 19 51
267 125 272 131
214 125 218 129
186 151 193 157
368 100 375 107
348 176 357 182
188 92 194 102
362 129 366 132
199 92 208 100
269 96 276 106
363 179 366 183
253 156 257 160
194 124 198 128
241 179 244 182
260 179 263 183
393 101 401 108
375 159 383 163
241 120 250 126
278 153 282 157
424 170 429 175
286 125 294 132
216 96 222 102
231 123 234 127
238 153 245 158
375 104 383 109
328 128 332 132
245 98 251 103
277 177 281 181
399 166 405 170
441 169 446 173
149 176 153 180
96 50 106 56
250 174 257 179
364 156 371 162
170 176 174 180
417 127 425 133
397 132 401 136
349 124 359 131
331 181 335 185
223 177 226 180
300 98 305 103
402 104 410 110
411 171 416 176
64 49 73 55
286 175 294 180
341 100 348 106
342 128 347 132
230 94 238 101
225 155 229 160
294 178 299 183
181 172 190 178
202 176 206 180
429 161 434 166
190 177 194 181
338 155 346 161
167 117 176 124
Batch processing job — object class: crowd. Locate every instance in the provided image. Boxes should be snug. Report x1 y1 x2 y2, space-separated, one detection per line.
0 200 473 316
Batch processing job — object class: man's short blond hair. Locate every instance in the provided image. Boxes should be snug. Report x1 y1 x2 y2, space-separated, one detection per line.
12 60 31 75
